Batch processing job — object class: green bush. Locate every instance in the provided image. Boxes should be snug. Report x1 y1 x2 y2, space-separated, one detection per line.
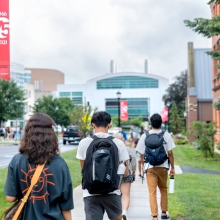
174 138 189 145
190 121 216 158
216 144 220 151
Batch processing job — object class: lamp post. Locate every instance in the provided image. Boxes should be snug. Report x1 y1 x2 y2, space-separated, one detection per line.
35 100 39 112
116 91 121 127
166 102 171 132
56 106 59 136
184 111 187 132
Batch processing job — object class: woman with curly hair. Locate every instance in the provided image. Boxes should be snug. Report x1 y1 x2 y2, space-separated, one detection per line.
4 113 74 220
114 133 136 220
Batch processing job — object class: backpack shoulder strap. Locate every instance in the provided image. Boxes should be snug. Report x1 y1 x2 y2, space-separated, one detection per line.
91 135 99 140
107 136 114 140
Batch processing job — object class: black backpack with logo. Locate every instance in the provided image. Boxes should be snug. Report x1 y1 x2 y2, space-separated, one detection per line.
82 135 120 194
144 131 168 166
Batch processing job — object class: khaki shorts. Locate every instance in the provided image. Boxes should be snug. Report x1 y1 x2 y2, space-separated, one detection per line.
84 194 122 220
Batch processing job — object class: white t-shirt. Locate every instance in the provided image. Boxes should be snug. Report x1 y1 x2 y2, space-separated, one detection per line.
76 132 129 197
136 129 175 170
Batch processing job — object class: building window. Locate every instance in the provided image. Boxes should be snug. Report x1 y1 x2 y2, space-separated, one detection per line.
97 76 158 89
72 92 83 96
105 98 149 118
60 92 71 97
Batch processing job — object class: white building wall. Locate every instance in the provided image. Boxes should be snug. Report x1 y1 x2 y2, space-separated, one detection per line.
56 72 169 117
24 83 35 124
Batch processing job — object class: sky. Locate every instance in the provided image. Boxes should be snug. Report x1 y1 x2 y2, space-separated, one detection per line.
10 0 212 84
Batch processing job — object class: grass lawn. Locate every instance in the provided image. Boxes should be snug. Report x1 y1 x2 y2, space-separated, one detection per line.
0 149 81 215
169 144 220 219
173 144 220 171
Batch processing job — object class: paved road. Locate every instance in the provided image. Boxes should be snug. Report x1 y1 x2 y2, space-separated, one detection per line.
181 166 220 175
0 140 78 168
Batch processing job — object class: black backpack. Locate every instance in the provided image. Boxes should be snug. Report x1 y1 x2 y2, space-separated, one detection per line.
144 131 168 166
82 135 120 194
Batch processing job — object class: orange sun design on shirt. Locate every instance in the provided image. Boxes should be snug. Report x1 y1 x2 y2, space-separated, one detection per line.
20 164 55 204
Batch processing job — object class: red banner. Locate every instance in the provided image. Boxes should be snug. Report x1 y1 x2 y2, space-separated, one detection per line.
0 0 10 81
161 107 168 122
120 100 128 121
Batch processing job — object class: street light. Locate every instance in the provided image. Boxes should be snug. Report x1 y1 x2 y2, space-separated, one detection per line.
56 106 59 136
166 101 171 132
116 91 121 127
35 100 39 112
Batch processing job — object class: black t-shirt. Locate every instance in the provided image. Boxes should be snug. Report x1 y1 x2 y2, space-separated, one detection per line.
4 153 74 220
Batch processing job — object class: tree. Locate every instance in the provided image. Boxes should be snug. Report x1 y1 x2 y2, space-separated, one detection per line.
111 116 143 128
33 96 75 127
162 71 187 111
0 79 25 124
69 105 98 137
169 103 184 134
184 0 220 109
190 121 216 158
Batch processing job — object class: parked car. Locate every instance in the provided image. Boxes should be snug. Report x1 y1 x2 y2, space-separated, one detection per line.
62 126 82 145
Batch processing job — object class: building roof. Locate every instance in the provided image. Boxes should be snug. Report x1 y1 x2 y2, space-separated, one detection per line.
194 48 212 101
86 72 169 83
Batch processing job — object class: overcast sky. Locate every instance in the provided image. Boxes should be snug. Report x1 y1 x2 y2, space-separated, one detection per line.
10 0 211 84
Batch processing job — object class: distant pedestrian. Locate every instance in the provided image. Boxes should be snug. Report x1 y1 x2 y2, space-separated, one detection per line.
0 126 5 140
136 113 175 220
3 113 74 220
119 127 127 141
134 131 144 179
114 133 136 220
76 111 129 220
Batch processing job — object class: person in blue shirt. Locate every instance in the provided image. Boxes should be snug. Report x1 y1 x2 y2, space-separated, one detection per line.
119 127 127 141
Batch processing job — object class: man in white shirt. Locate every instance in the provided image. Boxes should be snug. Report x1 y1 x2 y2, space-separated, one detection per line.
136 113 175 220
76 111 129 220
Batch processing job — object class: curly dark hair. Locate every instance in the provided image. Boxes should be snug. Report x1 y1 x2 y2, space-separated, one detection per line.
91 111 111 128
19 113 59 164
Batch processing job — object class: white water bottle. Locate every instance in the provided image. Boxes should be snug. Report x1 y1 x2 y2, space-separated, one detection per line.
117 162 126 188
169 176 175 193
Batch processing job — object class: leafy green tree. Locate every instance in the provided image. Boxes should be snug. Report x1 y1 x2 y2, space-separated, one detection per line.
68 105 98 137
111 116 143 127
169 103 183 134
33 95 75 126
0 79 25 124
162 71 187 112
190 121 216 158
184 0 220 109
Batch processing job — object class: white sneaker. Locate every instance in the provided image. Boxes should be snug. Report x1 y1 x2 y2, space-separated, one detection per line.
122 209 127 220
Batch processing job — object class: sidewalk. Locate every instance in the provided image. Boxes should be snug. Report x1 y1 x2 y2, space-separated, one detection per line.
71 165 182 220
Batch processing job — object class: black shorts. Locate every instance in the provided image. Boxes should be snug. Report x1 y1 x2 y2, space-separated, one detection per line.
84 194 122 220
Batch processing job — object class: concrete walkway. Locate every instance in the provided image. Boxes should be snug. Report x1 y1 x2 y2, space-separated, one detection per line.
71 165 182 220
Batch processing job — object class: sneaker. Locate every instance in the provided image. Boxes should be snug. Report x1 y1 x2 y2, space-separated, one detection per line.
152 217 158 220
122 210 127 220
138 174 142 178
161 213 170 219
141 175 145 180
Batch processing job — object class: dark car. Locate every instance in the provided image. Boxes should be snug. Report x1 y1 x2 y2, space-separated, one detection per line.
62 126 82 145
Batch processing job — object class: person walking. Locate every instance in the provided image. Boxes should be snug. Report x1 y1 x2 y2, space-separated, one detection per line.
114 133 136 220
4 113 74 220
134 131 144 179
136 113 175 220
119 126 127 141
76 111 129 220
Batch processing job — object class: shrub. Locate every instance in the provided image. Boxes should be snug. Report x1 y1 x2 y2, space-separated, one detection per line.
190 121 216 158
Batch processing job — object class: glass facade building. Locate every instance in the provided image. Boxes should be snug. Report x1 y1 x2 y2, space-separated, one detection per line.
106 98 149 118
56 72 169 120
97 76 158 89
59 91 83 105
